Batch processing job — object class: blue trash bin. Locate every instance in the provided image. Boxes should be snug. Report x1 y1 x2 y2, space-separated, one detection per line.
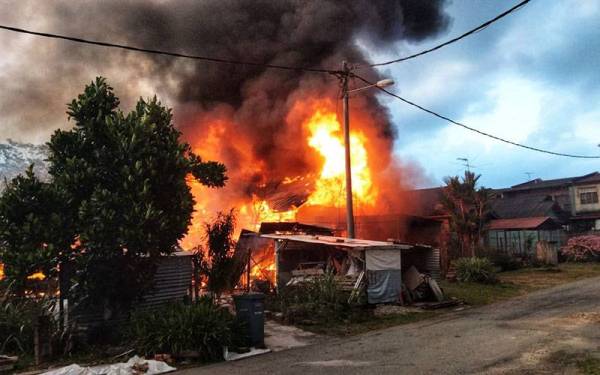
233 293 265 348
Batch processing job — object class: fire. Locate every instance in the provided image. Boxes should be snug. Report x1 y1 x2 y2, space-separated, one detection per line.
0 263 4 280
305 110 375 207
181 98 379 248
27 272 46 281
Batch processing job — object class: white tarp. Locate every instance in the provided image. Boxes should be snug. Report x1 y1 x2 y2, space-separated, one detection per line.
41 356 176 375
365 249 401 271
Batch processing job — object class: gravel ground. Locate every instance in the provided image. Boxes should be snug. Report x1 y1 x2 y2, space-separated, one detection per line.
178 276 600 374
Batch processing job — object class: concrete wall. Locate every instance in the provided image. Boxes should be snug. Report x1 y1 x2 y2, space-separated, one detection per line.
571 184 600 214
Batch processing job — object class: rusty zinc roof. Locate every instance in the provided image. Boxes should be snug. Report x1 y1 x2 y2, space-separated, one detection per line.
488 216 561 230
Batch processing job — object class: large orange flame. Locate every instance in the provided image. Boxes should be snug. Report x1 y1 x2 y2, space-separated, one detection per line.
305 110 376 207
181 98 380 249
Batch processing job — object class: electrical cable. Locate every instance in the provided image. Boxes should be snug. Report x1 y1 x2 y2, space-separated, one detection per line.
0 24 340 75
352 74 600 159
368 0 531 67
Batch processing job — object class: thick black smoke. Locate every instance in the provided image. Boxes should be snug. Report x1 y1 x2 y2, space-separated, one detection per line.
0 0 448 200
0 0 448 138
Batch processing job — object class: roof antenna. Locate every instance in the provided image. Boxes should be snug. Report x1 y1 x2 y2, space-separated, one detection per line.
525 172 533 180
457 157 471 172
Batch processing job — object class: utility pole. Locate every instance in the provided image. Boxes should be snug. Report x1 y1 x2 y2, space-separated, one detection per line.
342 61 355 239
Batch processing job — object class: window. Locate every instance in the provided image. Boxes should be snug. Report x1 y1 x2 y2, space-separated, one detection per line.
580 188 599 205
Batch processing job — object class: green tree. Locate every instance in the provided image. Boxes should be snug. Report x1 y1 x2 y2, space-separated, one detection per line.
441 171 490 258
0 167 73 295
44 77 227 312
198 210 245 299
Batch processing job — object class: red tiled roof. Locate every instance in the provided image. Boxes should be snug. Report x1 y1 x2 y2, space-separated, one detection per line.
488 216 558 230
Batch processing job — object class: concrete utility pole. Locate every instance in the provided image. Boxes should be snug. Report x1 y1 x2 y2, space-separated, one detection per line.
341 61 356 239
339 63 393 239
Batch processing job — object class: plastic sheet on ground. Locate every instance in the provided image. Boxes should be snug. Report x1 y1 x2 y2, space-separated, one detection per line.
41 355 176 375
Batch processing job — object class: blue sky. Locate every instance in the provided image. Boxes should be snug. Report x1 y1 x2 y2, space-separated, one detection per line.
366 0 600 189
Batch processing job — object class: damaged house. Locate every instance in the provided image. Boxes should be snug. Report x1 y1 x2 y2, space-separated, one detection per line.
236 223 441 305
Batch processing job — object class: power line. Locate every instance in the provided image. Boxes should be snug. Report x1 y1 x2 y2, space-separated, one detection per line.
369 0 531 68
0 24 339 75
352 74 600 159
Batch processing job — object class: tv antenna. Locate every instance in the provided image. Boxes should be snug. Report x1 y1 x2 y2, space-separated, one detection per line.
457 157 472 172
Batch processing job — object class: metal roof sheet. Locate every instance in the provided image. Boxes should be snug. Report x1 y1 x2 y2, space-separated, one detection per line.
488 216 559 230
260 234 412 250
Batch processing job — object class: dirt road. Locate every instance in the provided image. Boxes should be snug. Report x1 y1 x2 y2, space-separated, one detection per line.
180 276 600 374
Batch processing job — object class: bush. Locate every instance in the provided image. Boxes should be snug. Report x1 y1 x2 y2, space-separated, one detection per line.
128 300 234 361
561 235 600 261
0 296 53 355
455 257 498 284
275 272 351 324
488 252 521 271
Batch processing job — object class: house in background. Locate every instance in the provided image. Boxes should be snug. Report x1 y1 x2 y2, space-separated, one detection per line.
486 217 565 255
568 172 600 232
485 171 600 256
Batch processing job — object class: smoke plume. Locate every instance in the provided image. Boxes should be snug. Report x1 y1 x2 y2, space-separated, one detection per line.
0 0 448 238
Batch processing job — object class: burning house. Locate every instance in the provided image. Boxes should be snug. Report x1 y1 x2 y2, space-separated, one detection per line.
234 223 441 304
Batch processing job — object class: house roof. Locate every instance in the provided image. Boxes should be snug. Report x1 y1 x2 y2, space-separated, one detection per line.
508 172 599 191
574 172 600 185
488 216 561 230
490 195 562 219
260 234 413 250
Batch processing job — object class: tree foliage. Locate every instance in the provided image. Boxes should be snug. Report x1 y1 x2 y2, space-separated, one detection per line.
198 209 245 298
441 171 490 258
1 77 227 313
0 167 72 294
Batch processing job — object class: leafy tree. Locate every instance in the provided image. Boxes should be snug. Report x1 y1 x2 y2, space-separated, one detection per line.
0 167 73 295
441 171 490 258
43 77 227 312
198 210 245 299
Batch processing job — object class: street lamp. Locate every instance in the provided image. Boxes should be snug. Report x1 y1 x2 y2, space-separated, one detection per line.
341 62 394 239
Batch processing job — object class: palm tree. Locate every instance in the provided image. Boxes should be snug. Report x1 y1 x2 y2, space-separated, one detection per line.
441 171 490 258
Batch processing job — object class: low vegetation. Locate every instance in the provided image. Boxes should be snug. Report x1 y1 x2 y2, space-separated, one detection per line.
455 257 498 284
548 350 600 375
442 262 600 306
128 300 235 362
267 273 434 336
561 235 600 261
1 298 38 355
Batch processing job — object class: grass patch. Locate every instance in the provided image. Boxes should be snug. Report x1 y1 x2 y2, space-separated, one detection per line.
578 356 600 375
548 350 600 375
440 262 600 306
439 280 521 306
499 262 600 292
299 311 438 336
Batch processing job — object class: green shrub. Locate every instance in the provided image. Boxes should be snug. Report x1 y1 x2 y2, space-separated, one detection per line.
128 300 234 361
276 272 351 324
0 296 53 355
455 257 498 284
488 252 521 271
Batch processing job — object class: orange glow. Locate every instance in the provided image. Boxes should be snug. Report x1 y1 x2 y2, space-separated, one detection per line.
27 272 46 281
0 263 4 280
305 110 375 207
181 98 381 248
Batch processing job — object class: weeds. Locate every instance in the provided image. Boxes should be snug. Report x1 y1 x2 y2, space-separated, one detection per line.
455 257 498 284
